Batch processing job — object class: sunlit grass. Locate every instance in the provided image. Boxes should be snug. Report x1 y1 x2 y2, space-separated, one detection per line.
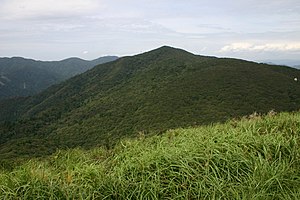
1 112 300 199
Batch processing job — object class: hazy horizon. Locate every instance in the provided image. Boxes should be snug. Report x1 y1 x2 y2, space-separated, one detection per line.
1 46 300 68
1 0 300 64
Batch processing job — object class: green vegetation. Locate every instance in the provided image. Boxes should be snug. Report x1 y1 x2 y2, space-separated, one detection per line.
0 56 117 99
1 112 300 199
0 46 300 160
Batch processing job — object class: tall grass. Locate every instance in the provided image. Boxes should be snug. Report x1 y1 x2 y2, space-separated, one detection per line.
1 112 300 199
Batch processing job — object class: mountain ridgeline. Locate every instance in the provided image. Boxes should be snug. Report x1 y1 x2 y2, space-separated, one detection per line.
0 46 300 160
0 56 118 99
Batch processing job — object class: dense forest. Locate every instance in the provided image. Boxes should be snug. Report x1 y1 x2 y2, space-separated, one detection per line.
0 46 299 161
0 56 117 99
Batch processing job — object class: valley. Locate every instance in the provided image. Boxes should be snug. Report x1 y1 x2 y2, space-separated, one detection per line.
0 56 118 99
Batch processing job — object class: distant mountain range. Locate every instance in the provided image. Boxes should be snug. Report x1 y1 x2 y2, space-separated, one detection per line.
0 46 300 160
294 65 300 69
260 59 300 69
0 56 118 99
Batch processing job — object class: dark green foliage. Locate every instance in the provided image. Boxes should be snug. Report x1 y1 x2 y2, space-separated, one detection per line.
0 65 59 98
1 112 300 199
0 46 300 160
0 56 118 99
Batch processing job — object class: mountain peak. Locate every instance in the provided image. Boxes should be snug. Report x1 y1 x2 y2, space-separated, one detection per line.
158 45 176 50
1 47 300 160
155 45 188 53
140 46 194 59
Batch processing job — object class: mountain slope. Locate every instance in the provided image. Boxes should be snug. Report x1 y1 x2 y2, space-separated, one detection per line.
0 65 58 98
0 46 300 159
0 56 118 99
1 112 300 199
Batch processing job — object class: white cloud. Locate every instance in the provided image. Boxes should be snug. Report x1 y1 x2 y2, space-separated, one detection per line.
220 42 300 53
219 43 253 52
0 0 300 61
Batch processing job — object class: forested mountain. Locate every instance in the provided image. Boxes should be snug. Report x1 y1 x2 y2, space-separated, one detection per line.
0 56 118 99
0 46 300 160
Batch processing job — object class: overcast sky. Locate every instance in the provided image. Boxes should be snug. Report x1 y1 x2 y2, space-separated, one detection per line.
0 0 300 63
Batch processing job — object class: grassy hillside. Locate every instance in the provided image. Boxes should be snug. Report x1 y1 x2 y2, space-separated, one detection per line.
0 56 117 99
1 112 300 199
0 46 300 160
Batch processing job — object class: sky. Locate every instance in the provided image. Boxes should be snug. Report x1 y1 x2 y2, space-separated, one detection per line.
0 0 300 64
